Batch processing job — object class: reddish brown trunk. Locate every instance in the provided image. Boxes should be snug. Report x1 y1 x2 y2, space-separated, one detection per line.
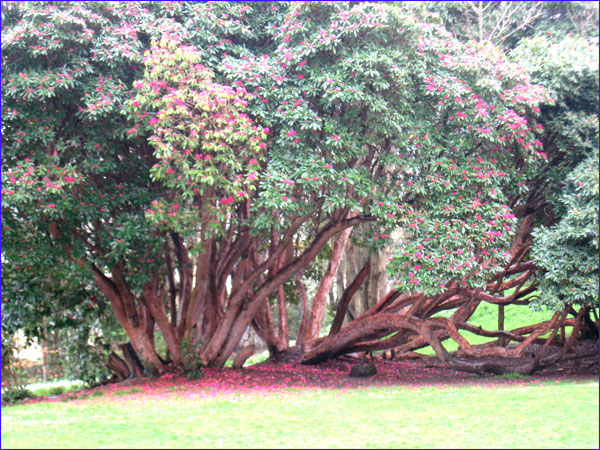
107 351 130 381
276 284 289 350
122 322 164 375
329 261 371 336
302 313 423 364
142 287 181 364
119 342 145 378
253 297 282 355
90 266 164 373
142 304 155 349
171 232 194 339
232 344 255 369
201 215 367 367
299 226 353 348
296 274 310 344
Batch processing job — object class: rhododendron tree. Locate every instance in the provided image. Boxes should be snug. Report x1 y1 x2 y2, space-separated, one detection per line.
2 2 596 376
2 1 181 374
302 12 598 371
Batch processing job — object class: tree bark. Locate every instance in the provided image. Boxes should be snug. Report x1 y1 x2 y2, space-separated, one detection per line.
107 351 131 381
299 225 353 348
277 284 289 350
203 215 367 367
232 344 255 369
91 265 165 373
329 261 371 336
296 274 310 344
119 343 145 379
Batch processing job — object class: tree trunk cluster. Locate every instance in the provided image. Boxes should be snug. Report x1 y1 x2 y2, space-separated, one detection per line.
301 214 598 375
56 204 596 379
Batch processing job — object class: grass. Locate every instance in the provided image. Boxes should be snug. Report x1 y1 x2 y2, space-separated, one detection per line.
24 379 86 397
1 379 87 406
112 388 143 396
1 380 597 448
497 372 531 380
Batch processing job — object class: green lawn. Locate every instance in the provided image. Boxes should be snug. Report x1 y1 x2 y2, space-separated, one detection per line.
2 380 598 448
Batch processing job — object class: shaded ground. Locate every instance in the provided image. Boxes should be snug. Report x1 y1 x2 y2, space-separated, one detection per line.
20 341 598 405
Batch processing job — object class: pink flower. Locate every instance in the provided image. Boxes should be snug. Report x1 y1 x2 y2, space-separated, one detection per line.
282 195 289 201
132 100 140 107
324 164 333 169
47 203 55 209
288 130 297 137
149 117 158 125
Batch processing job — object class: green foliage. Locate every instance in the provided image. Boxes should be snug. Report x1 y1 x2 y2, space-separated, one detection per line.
511 34 598 171
1 0 165 300
1 1 168 374
25 379 85 398
497 372 530 380
512 33 599 310
1 332 24 392
387 158 518 294
48 386 66 396
531 151 599 309
1 388 33 406
180 337 204 380
210 2 550 293
1 259 124 387
57 324 117 386
128 38 267 236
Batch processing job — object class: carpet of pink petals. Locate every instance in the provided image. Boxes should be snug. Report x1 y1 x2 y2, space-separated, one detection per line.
26 357 598 405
